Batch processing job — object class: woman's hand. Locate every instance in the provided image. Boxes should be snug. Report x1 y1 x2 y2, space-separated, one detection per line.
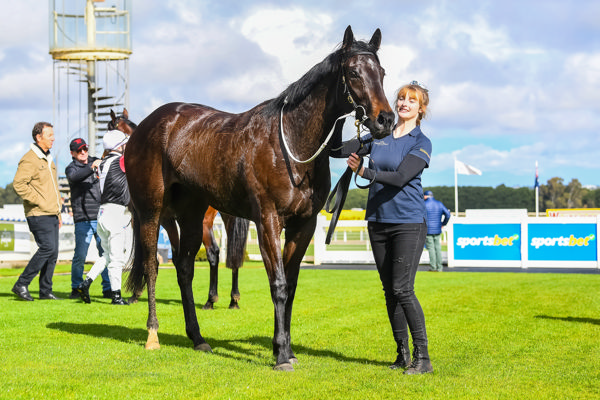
347 153 364 176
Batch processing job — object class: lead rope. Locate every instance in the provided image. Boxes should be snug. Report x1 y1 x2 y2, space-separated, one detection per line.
279 76 369 164
325 123 377 244
278 74 376 244
279 97 356 164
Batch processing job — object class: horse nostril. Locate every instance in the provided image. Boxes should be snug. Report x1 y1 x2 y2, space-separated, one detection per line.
377 112 394 129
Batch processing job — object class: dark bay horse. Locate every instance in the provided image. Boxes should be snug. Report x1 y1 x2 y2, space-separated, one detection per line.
109 109 250 309
125 26 394 371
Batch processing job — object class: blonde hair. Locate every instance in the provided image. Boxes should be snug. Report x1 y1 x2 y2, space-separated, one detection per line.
395 82 429 125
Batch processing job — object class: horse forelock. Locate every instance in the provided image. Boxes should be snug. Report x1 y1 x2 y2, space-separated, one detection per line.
264 39 380 116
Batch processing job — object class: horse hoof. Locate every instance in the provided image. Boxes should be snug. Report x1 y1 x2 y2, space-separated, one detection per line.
202 303 214 310
228 303 240 310
273 362 294 372
194 343 213 353
289 357 299 365
128 297 139 304
145 330 160 350
145 342 160 350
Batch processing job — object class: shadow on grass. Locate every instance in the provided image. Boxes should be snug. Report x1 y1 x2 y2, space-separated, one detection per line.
46 322 387 366
535 315 600 326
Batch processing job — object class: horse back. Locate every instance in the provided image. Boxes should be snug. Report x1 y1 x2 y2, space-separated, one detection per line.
128 101 329 221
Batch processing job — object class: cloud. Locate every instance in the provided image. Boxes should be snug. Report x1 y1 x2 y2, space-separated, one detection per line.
1 0 600 189
238 7 335 83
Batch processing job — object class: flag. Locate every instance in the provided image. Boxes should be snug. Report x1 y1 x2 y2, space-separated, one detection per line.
534 161 539 188
455 159 482 176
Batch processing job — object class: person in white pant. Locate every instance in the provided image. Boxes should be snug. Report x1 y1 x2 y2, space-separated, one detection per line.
77 130 132 305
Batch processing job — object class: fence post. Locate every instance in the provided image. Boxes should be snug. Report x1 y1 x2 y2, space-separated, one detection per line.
313 214 326 265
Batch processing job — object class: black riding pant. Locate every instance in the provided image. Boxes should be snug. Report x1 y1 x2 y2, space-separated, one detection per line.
368 221 429 347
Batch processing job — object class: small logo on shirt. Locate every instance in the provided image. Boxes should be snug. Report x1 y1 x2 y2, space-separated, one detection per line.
373 140 388 146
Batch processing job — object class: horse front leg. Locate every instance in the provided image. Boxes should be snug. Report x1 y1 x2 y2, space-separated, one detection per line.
256 215 293 371
281 215 318 365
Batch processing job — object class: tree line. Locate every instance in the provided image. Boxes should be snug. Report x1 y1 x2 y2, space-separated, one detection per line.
342 177 600 213
2 177 598 213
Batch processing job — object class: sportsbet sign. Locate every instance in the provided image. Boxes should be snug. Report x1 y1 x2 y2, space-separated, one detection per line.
454 224 521 261
449 215 600 268
528 223 596 261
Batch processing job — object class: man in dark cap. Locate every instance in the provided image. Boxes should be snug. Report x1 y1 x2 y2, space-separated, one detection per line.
65 138 112 299
424 190 451 272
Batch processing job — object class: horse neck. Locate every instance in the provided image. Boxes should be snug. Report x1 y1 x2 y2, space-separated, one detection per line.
283 78 346 164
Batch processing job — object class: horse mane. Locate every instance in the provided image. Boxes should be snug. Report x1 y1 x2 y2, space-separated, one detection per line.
264 39 380 116
125 119 138 130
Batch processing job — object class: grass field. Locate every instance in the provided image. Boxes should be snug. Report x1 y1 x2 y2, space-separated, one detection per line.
1 263 599 399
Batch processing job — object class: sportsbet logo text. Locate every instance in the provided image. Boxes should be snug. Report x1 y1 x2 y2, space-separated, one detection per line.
457 234 519 249
530 234 596 249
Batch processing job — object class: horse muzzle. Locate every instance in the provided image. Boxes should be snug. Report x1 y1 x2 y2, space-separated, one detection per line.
365 110 395 139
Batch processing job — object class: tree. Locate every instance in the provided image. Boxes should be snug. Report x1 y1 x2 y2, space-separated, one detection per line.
565 179 583 208
541 177 566 209
344 188 369 209
0 183 21 207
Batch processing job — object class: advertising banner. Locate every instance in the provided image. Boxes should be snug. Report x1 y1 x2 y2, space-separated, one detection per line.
528 223 597 261
453 223 521 261
0 223 15 251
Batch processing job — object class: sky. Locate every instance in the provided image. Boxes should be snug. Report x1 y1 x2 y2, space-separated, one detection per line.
1 0 600 191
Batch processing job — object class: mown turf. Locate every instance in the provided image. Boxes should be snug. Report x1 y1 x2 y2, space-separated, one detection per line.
0 265 598 399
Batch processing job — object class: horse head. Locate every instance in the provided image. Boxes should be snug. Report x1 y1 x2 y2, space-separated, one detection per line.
108 108 137 135
339 26 394 139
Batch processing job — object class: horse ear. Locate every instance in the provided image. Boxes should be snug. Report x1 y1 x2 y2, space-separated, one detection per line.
110 109 116 121
342 25 354 50
123 108 129 119
369 29 382 51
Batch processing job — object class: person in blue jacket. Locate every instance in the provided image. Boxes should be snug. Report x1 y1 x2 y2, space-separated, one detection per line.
332 81 433 374
424 190 451 272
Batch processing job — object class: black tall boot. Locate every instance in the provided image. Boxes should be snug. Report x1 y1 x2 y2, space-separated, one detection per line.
111 290 129 305
389 338 411 369
77 277 93 304
404 345 433 375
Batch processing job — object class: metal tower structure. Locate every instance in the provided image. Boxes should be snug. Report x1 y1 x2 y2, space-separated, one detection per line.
49 0 132 157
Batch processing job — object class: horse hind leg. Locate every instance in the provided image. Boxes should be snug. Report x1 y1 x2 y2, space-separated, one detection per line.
136 216 161 350
200 207 220 310
202 227 220 310
223 214 249 309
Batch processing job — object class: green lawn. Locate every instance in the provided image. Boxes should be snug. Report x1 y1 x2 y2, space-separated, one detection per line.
1 264 598 399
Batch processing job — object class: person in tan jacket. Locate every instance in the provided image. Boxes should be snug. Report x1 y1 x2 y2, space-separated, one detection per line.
12 122 62 301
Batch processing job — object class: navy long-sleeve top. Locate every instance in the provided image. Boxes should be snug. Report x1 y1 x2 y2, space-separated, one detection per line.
330 125 432 224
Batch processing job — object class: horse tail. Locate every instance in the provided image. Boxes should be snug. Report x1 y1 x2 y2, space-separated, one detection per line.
125 204 146 295
226 216 250 270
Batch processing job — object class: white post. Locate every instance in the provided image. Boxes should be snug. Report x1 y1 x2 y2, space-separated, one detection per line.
313 214 327 265
454 158 459 217
535 161 539 217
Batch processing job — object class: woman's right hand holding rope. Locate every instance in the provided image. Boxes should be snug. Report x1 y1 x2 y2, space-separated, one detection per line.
347 153 364 176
